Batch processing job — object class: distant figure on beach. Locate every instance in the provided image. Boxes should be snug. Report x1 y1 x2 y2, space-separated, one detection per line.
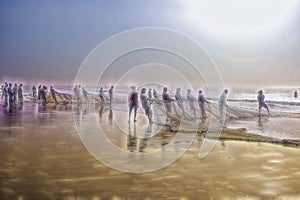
98 87 105 103
294 90 298 98
18 84 23 104
153 88 158 99
73 85 81 104
3 82 8 106
140 88 152 123
128 86 139 123
13 83 18 106
7 83 14 109
38 85 42 100
1 85 4 103
148 88 152 99
82 87 89 104
41 85 48 106
198 90 210 119
73 85 78 104
175 88 186 118
108 86 114 106
257 90 270 115
162 87 175 115
78 85 82 102
32 85 37 99
218 89 228 119
50 86 58 104
187 89 197 119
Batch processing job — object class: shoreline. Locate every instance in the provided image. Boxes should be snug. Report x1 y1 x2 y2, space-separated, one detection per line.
2 101 300 149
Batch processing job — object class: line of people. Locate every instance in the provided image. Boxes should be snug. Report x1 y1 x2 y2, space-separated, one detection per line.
73 85 90 105
32 85 49 105
1 82 272 118
1 82 63 108
97 86 114 106
1 82 23 109
127 86 212 124
126 86 272 124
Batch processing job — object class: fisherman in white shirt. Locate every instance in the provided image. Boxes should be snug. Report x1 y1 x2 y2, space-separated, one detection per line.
218 89 228 120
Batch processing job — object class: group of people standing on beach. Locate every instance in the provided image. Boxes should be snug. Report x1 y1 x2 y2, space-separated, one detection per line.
126 86 212 124
1 82 23 109
125 86 273 124
1 81 292 123
0 82 63 108
31 85 51 105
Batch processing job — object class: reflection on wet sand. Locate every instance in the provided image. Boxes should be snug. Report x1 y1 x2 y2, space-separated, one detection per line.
127 123 152 153
258 115 269 131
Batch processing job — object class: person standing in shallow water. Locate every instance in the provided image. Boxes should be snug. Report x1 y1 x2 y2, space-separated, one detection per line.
32 85 37 100
175 88 186 118
82 87 89 104
38 85 42 100
186 89 197 119
41 85 48 106
257 90 270 115
108 86 114 107
13 83 18 106
98 87 105 103
7 83 14 109
128 86 139 123
1 85 4 103
3 82 8 106
198 90 210 119
218 89 228 120
162 87 174 113
140 88 152 123
18 84 23 104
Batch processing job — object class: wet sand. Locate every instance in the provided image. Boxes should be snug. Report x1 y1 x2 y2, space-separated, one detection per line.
1 103 300 199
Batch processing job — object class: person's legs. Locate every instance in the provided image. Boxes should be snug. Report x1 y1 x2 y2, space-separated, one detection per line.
145 106 152 123
9 95 13 108
19 95 23 104
179 103 186 119
258 104 262 115
200 103 207 118
189 103 196 119
4 95 8 106
133 106 137 122
219 105 224 119
263 103 270 114
100 96 104 103
128 105 133 122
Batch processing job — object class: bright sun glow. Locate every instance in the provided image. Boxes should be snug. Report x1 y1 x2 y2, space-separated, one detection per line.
183 0 299 37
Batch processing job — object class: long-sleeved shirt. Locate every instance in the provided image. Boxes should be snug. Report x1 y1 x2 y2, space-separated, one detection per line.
218 93 227 106
162 92 173 103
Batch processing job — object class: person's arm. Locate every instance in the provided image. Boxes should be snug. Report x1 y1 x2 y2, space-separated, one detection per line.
204 98 210 104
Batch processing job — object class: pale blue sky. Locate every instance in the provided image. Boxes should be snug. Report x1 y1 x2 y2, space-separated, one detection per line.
0 0 299 86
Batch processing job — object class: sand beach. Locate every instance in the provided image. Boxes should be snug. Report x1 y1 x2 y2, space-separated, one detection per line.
1 101 300 200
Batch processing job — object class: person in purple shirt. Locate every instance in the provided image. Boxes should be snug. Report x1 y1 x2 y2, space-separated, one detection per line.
128 86 139 123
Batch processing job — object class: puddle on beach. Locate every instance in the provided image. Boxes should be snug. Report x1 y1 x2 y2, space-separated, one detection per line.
227 116 300 140
1 104 300 199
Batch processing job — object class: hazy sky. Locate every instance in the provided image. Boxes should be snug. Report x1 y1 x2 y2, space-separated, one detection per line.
0 0 299 86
